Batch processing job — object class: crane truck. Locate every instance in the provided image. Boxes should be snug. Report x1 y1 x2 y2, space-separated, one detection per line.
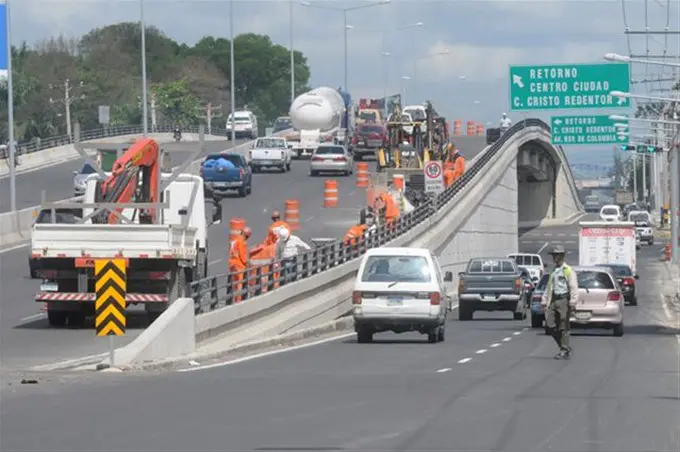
30 138 222 327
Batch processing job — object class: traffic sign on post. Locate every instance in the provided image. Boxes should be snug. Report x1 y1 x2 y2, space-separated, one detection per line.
424 160 444 194
550 115 628 145
95 259 127 337
509 63 630 111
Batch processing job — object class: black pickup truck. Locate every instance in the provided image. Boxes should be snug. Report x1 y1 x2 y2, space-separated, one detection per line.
457 257 527 321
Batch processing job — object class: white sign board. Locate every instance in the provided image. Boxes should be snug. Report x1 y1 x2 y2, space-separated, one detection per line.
98 105 110 125
424 160 444 194
579 223 636 273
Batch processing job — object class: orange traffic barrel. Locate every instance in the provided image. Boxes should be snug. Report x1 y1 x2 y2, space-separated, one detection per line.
284 200 300 230
453 119 462 136
356 162 369 187
476 124 484 136
392 174 405 191
665 243 672 261
324 179 338 208
466 120 475 136
229 218 246 240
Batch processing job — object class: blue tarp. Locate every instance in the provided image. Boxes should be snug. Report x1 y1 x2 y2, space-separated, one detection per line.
202 157 236 170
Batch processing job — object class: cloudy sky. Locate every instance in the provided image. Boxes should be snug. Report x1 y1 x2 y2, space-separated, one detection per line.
9 0 680 171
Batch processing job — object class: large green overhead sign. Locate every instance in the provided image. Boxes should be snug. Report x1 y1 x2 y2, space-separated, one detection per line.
509 63 630 111
551 115 628 145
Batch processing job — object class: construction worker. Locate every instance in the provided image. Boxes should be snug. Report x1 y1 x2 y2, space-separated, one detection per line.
452 148 465 180
500 113 512 133
443 143 457 187
275 227 311 284
264 210 291 247
229 226 251 303
344 223 369 247
541 245 579 359
375 191 400 226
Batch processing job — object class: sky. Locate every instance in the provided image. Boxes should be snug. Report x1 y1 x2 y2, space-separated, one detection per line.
8 0 680 173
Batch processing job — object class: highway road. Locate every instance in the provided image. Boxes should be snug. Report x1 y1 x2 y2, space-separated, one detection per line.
1 221 677 452
0 139 246 213
0 141 489 370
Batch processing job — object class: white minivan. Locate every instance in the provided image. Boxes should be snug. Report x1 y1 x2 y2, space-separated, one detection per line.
599 204 621 222
352 247 453 343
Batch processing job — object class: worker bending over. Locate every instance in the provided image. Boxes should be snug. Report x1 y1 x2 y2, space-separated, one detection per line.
229 226 252 303
443 143 465 187
343 216 375 247
375 192 400 226
275 228 312 284
264 210 291 247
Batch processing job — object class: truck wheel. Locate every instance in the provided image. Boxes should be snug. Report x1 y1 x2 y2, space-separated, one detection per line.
613 323 624 337
427 329 438 343
67 312 86 327
458 304 473 321
531 313 542 328
357 327 373 343
47 310 68 327
437 325 445 342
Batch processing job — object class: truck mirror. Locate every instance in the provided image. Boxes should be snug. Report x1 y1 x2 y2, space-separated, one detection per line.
458 271 465 277
443 271 453 282
634 274 639 280
211 201 222 225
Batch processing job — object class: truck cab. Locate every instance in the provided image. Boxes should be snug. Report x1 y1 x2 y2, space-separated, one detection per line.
250 137 292 172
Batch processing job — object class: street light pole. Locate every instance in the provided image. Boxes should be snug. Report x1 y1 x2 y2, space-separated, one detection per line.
5 0 16 213
343 10 348 90
290 0 295 105
229 0 236 143
140 0 148 137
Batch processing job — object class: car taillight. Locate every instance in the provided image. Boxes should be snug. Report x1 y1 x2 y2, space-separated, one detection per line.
333 156 346 162
532 293 542 302
352 291 362 305
239 168 245 178
623 277 635 286
429 292 441 305
514 278 522 291
607 291 622 302
312 156 324 162
352 136 358 144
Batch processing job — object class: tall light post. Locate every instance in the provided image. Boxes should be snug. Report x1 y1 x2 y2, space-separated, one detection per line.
4 0 16 212
289 0 295 105
229 0 236 143
140 0 148 136
400 75 410 104
300 0 390 92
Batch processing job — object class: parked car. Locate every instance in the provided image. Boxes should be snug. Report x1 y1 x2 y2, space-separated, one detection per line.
457 257 527 321
310 145 354 176
571 266 625 336
352 247 453 343
226 110 258 139
200 153 252 197
350 123 387 161
529 273 550 329
29 208 83 278
72 162 99 196
249 137 291 173
596 264 638 305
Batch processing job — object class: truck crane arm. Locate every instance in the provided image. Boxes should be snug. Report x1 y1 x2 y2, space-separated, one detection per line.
96 138 161 225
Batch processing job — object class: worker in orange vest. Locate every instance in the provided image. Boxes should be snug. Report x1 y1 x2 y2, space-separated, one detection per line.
375 192 400 226
264 210 291 247
229 226 251 303
452 148 465 180
343 223 368 247
443 143 457 187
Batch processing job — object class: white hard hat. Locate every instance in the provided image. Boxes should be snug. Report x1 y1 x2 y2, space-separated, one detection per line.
278 227 290 241
502 112 507 116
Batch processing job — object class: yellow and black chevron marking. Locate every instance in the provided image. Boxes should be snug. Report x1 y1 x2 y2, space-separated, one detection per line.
95 259 127 336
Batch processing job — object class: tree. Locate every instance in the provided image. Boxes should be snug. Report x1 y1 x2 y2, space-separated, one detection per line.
153 78 201 126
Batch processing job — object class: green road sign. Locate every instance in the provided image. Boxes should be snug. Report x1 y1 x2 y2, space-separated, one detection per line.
550 115 629 145
509 63 630 111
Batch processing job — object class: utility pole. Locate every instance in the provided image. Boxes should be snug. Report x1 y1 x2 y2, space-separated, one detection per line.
49 79 85 142
196 103 223 135
150 92 157 132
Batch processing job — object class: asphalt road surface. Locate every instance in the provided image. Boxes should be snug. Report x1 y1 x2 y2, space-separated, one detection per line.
1 221 677 451
0 139 246 213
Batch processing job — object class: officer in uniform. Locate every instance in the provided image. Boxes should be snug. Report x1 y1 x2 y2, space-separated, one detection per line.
541 245 579 359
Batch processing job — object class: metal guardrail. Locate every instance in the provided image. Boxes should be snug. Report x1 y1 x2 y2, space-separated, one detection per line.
191 118 557 312
1 124 237 159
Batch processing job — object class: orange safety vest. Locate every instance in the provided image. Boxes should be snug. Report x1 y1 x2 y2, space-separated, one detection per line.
453 155 465 179
343 224 368 245
379 193 400 221
443 169 456 187
229 235 248 269
264 221 291 246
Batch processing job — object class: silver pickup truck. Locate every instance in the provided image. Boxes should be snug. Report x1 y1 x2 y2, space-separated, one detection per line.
457 257 527 321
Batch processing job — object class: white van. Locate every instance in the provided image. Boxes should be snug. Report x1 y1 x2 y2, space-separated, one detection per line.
599 204 621 222
352 247 453 344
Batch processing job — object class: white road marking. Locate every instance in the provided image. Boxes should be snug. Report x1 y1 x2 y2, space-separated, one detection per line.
476 349 487 354
537 241 550 254
20 313 46 322
302 216 315 223
502 337 512 342
30 351 109 371
490 343 501 348
457 357 472 364
436 367 452 373
179 332 356 372
0 242 30 254
208 259 223 267
513 331 522 336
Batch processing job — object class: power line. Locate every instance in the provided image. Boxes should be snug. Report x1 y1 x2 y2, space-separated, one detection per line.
48 79 86 142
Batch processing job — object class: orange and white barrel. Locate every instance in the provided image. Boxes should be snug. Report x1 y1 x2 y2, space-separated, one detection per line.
466 120 475 136
392 174 405 191
284 200 300 230
453 119 462 136
229 218 246 240
476 124 484 136
356 162 369 188
324 180 338 208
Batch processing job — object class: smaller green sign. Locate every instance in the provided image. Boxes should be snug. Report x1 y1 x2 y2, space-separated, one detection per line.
550 115 628 145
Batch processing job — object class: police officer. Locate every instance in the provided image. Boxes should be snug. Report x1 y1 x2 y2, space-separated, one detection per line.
541 245 579 359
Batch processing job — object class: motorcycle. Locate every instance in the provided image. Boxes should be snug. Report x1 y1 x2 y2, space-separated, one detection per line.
173 129 182 142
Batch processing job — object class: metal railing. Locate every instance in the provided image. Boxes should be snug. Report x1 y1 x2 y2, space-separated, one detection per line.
191 118 557 312
1 124 237 159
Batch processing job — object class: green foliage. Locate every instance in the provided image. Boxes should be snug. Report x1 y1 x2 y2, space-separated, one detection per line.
635 102 665 119
0 23 311 142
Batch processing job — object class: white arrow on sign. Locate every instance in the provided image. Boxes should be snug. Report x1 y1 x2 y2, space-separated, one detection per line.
617 97 626 106
553 119 563 125
512 74 524 88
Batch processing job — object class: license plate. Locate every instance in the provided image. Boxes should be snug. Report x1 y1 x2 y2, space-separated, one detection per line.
387 297 403 306
40 282 58 292
482 294 496 301
259 160 274 165
574 311 591 321
213 182 227 187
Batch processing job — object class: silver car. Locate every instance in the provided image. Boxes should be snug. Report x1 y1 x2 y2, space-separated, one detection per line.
72 162 98 196
310 145 354 176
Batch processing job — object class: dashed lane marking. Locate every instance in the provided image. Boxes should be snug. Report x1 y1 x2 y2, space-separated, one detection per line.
502 337 512 342
476 349 487 354
457 357 472 364
436 367 452 373
513 331 522 335
490 343 501 348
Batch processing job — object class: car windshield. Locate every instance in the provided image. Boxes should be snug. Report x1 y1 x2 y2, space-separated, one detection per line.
404 108 426 121
361 255 432 283
629 213 649 222
359 111 377 122
535 274 550 291
273 118 292 131
467 259 515 273
577 271 615 289
79 163 97 175
315 146 344 155
598 265 632 277
256 139 286 149
359 126 383 135
602 207 618 215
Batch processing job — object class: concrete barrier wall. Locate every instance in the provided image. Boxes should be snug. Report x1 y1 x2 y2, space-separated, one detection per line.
518 180 553 225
